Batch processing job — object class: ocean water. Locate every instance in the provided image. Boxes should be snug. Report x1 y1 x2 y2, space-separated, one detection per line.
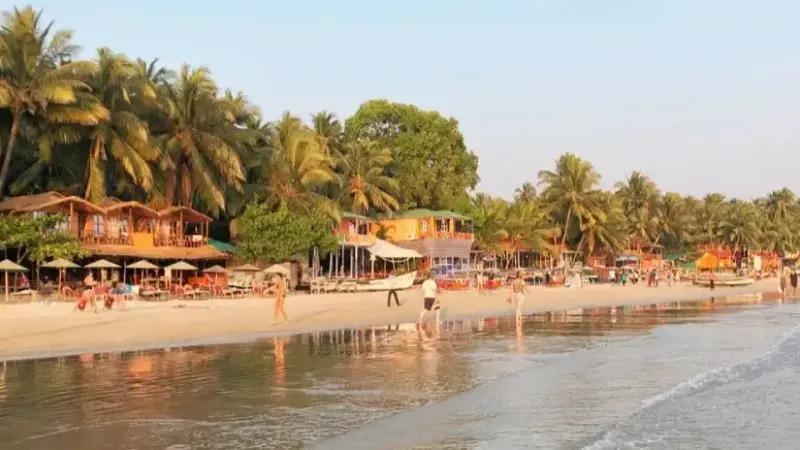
0 293 797 449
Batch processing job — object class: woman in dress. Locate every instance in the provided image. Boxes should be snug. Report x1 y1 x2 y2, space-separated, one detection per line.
508 271 527 324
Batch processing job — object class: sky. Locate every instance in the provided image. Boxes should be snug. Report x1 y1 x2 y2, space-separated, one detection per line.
24 0 800 200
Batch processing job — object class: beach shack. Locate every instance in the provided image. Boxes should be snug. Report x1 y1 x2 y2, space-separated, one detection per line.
157 206 211 247
328 212 377 279
0 192 106 240
377 209 474 275
94 198 159 245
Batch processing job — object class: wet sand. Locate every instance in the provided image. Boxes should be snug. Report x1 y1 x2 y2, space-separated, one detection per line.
0 279 778 360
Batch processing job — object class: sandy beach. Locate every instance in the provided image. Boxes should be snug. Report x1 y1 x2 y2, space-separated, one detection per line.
0 279 777 361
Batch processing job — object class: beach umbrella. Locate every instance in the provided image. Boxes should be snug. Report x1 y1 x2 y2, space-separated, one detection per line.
202 264 228 287
85 259 121 282
165 261 198 284
0 259 28 302
264 264 290 277
42 258 81 297
232 263 261 272
127 260 159 286
202 265 227 273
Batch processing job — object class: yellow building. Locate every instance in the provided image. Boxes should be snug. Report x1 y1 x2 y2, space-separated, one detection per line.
376 209 473 275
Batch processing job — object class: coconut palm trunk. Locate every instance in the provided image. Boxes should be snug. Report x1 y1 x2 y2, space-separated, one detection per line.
0 111 21 195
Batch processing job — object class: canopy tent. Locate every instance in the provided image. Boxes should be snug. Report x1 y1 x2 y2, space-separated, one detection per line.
0 259 28 302
42 258 81 296
368 239 422 260
264 264 290 276
696 252 721 271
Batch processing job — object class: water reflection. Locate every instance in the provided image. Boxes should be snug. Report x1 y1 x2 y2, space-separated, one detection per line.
0 292 784 449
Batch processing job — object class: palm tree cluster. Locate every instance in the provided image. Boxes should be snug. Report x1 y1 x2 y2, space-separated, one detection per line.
0 6 400 224
468 153 800 260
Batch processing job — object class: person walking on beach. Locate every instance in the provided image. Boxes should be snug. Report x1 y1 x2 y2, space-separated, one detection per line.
418 273 440 325
508 271 527 323
790 269 798 298
475 271 485 293
386 271 400 307
708 271 716 291
271 274 288 323
780 269 788 299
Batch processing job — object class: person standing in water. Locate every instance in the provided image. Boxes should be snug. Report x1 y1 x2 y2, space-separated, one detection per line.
708 271 716 291
272 274 288 322
386 271 400 307
418 272 440 325
780 269 788 299
508 271 527 323
790 269 799 298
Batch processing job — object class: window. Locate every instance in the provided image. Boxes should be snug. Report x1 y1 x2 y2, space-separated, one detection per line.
420 220 429 233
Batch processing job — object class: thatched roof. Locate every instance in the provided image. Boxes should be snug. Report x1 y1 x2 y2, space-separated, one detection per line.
158 206 211 223
100 198 159 219
0 192 105 215
82 243 228 260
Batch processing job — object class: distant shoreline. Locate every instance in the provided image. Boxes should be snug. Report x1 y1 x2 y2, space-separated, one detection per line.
0 279 778 362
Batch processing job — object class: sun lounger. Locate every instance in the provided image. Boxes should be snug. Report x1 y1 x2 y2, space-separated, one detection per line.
323 280 339 293
337 281 357 293
309 278 325 294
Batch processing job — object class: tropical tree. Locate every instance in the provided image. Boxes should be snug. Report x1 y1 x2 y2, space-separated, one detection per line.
155 64 245 214
514 182 537 204
310 111 342 156
658 192 696 249
78 47 161 202
719 201 762 253
615 171 661 248
577 192 628 258
468 193 506 253
500 200 553 267
0 6 107 195
264 112 338 218
697 193 728 246
538 153 602 249
337 138 399 214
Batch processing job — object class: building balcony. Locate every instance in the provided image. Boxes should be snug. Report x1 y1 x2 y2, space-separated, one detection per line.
419 231 474 240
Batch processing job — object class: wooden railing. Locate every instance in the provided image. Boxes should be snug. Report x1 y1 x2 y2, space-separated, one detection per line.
419 231 474 240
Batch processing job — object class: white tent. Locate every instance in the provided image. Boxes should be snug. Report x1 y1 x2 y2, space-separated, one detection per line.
368 239 421 260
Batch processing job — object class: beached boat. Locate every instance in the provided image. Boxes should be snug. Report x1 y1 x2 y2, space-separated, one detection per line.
693 275 754 287
356 271 417 291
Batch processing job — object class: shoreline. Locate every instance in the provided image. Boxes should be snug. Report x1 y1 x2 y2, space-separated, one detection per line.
0 279 779 362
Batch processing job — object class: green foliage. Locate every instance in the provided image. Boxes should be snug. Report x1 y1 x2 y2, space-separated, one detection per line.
235 204 338 263
345 99 479 210
0 214 86 262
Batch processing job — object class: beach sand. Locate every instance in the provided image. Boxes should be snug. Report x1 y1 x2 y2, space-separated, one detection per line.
0 279 778 360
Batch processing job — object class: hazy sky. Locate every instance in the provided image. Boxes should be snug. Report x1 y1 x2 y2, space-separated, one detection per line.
25 0 800 200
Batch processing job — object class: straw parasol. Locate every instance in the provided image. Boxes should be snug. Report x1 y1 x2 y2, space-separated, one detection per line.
202 265 227 273
41 258 81 296
85 259 121 283
264 264 290 277
165 261 198 284
128 260 159 270
232 263 261 272
127 260 159 286
0 259 28 302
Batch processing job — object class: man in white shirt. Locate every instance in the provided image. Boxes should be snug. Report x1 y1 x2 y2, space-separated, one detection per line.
419 272 440 324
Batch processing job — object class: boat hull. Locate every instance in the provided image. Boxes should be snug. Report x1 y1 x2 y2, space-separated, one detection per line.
357 271 417 291
693 277 754 287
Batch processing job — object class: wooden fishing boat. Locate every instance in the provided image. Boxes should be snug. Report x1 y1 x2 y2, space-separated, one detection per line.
693 275 754 287
356 271 417 291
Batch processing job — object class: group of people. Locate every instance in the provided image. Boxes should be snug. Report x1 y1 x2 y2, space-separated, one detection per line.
73 271 129 313
610 268 677 287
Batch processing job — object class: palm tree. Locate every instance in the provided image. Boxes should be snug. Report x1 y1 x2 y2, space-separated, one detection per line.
80 47 160 202
698 193 727 246
615 171 661 249
337 139 399 214
577 192 628 258
265 112 338 218
538 153 601 249
469 193 506 253
763 188 796 222
156 64 245 214
514 182 537 204
719 201 762 253
310 111 342 156
500 200 553 267
0 6 107 195
658 193 696 248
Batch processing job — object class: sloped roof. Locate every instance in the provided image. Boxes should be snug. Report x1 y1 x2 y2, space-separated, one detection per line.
158 206 212 223
0 192 105 215
341 211 373 221
100 198 159 218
